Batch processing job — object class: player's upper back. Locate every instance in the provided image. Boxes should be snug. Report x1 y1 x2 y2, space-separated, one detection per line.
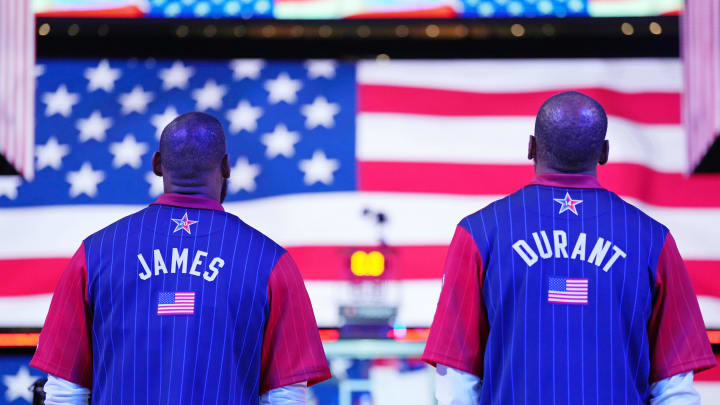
82 193 284 403
463 172 668 279
84 193 284 299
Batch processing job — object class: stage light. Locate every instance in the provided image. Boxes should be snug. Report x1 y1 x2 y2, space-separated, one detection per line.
318 25 333 38
511 23 525 37
203 25 217 38
97 24 109 37
425 24 440 38
649 22 662 35
470 25 490 39
392 323 407 339
395 25 409 38
38 23 50 36
261 25 276 38
621 22 634 36
67 24 80 37
541 24 555 37
357 25 371 38
176 25 189 38
455 25 469 38
290 25 304 38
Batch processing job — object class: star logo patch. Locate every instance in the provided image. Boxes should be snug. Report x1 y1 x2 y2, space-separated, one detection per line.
554 192 583 215
171 212 198 235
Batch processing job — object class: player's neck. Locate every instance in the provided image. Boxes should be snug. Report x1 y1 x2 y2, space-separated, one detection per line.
534 163 598 178
162 184 221 203
161 172 223 203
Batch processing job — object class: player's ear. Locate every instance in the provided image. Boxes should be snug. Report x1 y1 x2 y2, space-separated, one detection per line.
528 135 536 161
152 152 163 176
221 154 231 179
599 140 609 165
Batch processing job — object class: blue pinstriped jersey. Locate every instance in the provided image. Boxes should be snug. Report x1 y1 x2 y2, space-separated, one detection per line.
461 184 667 404
84 202 282 404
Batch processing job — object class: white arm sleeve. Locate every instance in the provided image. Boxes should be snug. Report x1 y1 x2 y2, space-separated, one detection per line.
650 371 700 405
43 374 90 405
259 381 307 405
435 365 482 405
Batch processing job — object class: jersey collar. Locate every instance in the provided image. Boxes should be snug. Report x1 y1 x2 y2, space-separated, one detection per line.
151 193 225 212
529 173 604 189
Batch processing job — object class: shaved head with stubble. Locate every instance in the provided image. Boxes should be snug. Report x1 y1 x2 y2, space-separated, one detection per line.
529 91 610 175
152 112 231 202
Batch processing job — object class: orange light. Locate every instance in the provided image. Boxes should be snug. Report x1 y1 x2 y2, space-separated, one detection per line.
0 333 40 347
390 328 430 342
319 329 340 342
708 330 720 345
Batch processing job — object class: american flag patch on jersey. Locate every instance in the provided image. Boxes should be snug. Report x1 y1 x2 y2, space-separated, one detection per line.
548 277 588 305
157 292 195 315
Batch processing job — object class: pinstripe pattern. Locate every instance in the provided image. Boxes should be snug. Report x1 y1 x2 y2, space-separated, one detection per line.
521 187 529 405
192 214 229 403
82 202 282 404
160 207 177 405
146 208 160 404
422 175 716 405
550 188 556 404
235 241 273 400
564 188 570 405
608 191 614 400
120 214 132 404
594 189 600 404
215 227 252 404
477 211 494 404
579 189 585 405
108 221 119 404
171 208 201 405
29 196 335 403
491 203 508 405
131 209 147 405
503 198 518 404
535 186 544 405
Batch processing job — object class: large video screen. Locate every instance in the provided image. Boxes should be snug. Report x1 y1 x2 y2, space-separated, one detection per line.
3 57 718 332
34 0 683 19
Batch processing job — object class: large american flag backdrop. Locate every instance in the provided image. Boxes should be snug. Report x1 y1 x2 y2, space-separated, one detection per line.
1 58 719 388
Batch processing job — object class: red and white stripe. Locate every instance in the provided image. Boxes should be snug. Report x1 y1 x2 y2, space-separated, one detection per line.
548 279 589 305
157 292 195 315
1 59 719 332
0 0 34 180
682 0 720 169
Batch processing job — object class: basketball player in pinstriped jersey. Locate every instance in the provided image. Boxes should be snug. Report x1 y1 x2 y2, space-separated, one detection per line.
31 112 330 404
423 92 716 405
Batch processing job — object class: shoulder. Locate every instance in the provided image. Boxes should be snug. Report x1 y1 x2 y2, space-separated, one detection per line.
82 207 152 249
224 213 288 260
607 191 669 236
460 190 521 237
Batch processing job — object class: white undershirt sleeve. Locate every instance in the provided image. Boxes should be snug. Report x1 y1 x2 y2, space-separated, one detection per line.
435 365 482 405
650 371 700 405
259 381 307 405
43 374 90 405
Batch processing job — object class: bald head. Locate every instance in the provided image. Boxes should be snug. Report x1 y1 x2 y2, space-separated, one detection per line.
533 91 608 173
159 112 226 178
153 112 230 202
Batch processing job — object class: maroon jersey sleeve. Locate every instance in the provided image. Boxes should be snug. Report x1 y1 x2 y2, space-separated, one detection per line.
259 252 331 393
30 243 93 388
422 225 488 377
648 232 716 382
